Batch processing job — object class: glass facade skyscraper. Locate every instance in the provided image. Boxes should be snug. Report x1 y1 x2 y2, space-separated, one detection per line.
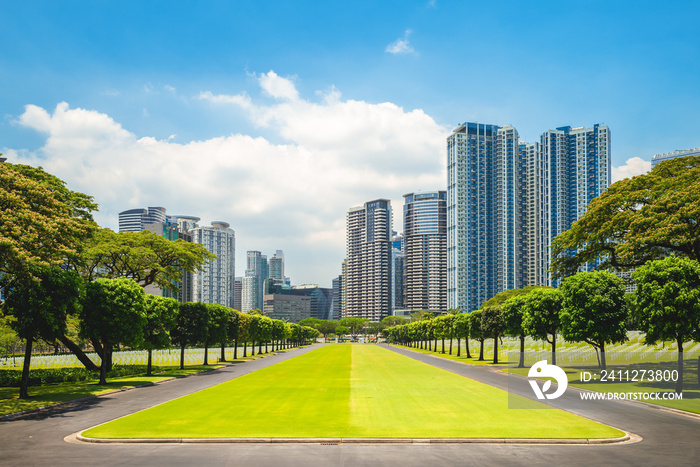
448 122 611 312
190 221 236 307
403 191 447 312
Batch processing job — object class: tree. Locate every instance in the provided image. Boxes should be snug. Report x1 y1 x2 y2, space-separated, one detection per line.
247 313 261 356
0 266 83 398
171 302 208 370
339 317 369 340
632 256 700 393
522 288 563 365
81 278 147 384
560 271 628 370
551 155 700 279
481 305 505 364
366 321 385 340
410 310 433 322
382 316 408 327
272 319 286 350
502 294 530 368
79 228 215 293
227 310 240 359
204 304 229 364
467 311 485 361
0 163 97 279
142 295 178 376
238 312 250 357
433 315 450 354
453 313 470 358
335 325 349 337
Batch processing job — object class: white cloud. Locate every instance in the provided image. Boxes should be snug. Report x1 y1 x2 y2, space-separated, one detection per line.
164 84 176 93
386 30 415 55
612 156 651 182
10 75 448 285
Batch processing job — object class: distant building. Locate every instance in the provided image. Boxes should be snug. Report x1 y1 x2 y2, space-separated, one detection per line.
190 221 236 307
144 217 194 302
343 199 392 321
265 283 333 321
447 122 611 312
651 147 700 168
330 275 342 320
234 277 242 311
119 206 167 232
263 294 312 323
243 251 268 311
403 191 447 313
269 250 285 284
391 233 405 313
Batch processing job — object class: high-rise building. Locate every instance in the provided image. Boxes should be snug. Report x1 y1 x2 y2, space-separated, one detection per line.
190 221 236 307
144 217 194 302
234 277 242 311
331 275 342 320
119 206 167 232
391 233 404 312
651 147 700 168
447 123 519 312
447 122 611 312
269 251 285 284
242 251 269 311
403 191 447 313
343 199 392 321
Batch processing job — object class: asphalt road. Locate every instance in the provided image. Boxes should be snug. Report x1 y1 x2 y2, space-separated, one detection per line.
1 344 698 466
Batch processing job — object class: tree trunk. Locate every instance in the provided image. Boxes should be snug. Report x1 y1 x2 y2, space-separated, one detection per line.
251 340 255 356
449 338 453 355
457 338 461 357
600 343 606 371
478 339 484 361
493 336 499 364
243 341 247 357
147 348 153 376
58 335 99 371
466 338 472 359
99 343 110 385
234 337 238 360
265 341 268 353
551 333 557 365
441 338 445 354
676 340 684 395
220 343 226 362
19 337 33 399
518 335 525 368
180 343 185 370
204 345 209 365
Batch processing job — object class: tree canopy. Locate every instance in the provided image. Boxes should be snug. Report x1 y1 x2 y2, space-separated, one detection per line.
632 256 700 393
551 156 700 279
79 228 215 292
0 163 97 279
560 271 628 370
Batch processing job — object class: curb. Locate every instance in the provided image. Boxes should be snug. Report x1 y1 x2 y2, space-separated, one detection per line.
72 432 634 445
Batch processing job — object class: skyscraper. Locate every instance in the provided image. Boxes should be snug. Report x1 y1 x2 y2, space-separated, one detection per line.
447 122 611 312
118 206 167 232
269 250 285 284
403 191 447 313
242 251 268 311
343 199 392 321
447 123 519 313
190 221 236 307
391 233 404 312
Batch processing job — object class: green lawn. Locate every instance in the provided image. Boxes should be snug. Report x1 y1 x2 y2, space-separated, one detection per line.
0 365 221 416
83 345 622 439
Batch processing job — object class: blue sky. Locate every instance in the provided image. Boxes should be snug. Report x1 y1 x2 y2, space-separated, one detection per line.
2 1 699 286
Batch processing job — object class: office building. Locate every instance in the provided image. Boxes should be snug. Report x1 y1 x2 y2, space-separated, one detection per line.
403 191 447 313
263 294 312 323
343 199 392 321
119 206 167 232
391 233 404 312
651 147 700 168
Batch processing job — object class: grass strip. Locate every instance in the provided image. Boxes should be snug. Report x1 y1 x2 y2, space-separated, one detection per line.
0 365 221 416
84 345 621 439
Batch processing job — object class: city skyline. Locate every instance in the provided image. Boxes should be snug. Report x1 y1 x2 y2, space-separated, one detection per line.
2 1 699 286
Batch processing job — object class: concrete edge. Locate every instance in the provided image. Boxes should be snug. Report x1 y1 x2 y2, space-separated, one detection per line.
71 431 635 446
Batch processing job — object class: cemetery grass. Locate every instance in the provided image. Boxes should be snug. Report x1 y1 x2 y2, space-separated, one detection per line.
0 365 222 416
83 344 622 440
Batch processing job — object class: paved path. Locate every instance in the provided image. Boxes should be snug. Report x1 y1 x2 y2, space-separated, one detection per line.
0 344 698 466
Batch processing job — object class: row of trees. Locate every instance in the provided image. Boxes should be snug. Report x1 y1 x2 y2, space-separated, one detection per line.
1 163 320 399
385 258 700 394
